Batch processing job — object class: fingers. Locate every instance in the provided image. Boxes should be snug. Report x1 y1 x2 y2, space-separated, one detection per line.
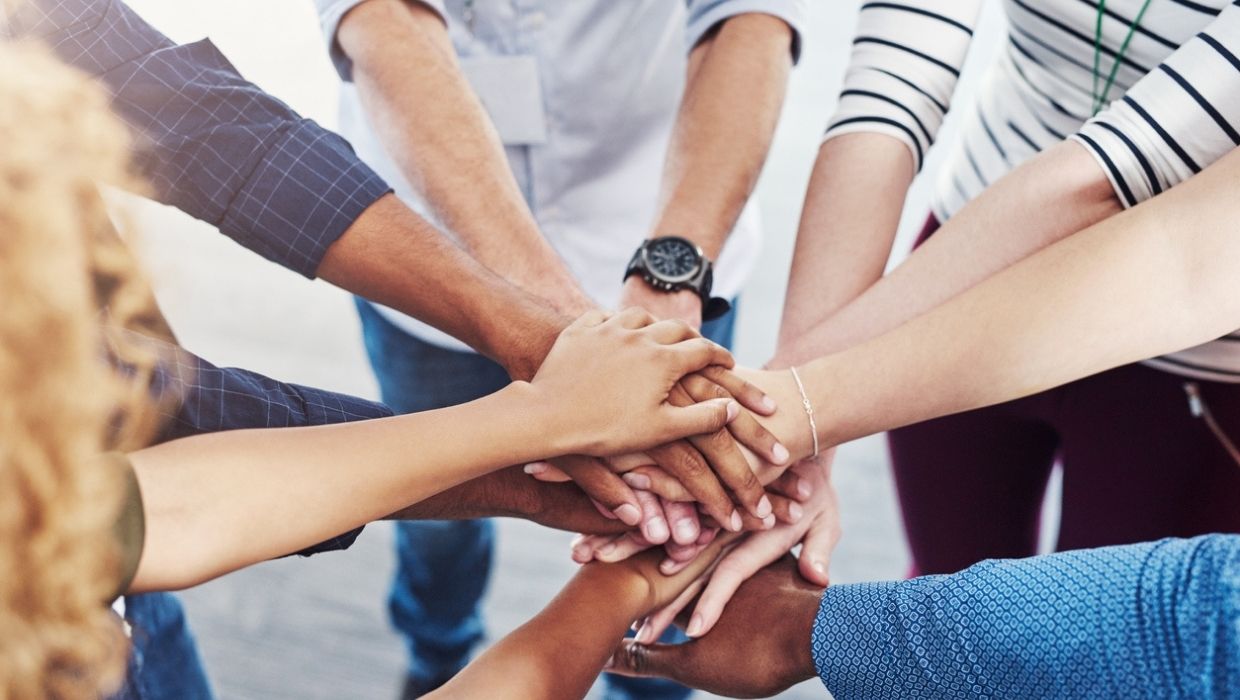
682 372 787 466
767 468 814 502
568 309 611 329
662 499 701 546
523 461 572 483
593 532 656 564
634 488 671 544
634 575 702 644
767 493 803 526
687 525 803 637
646 440 739 532
671 380 771 519
641 318 700 345
661 398 739 441
699 365 777 416
621 466 695 502
798 509 840 587
666 337 735 375
554 455 643 527
609 306 656 330
608 640 697 687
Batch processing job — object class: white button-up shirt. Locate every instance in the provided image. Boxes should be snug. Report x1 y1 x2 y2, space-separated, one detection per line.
317 0 806 351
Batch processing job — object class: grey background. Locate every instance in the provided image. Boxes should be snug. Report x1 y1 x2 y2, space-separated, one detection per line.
113 1 1038 698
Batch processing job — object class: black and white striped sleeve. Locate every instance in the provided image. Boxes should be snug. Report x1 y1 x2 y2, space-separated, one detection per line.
823 0 985 171
1074 2 1240 208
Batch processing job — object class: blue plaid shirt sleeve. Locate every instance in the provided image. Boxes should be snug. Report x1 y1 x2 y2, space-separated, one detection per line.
811 535 1240 699
9 0 392 278
147 342 394 556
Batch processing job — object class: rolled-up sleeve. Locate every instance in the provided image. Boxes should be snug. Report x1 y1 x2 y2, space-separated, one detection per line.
684 0 808 64
11 0 392 277
811 536 1240 699
316 0 447 81
1073 3 1240 208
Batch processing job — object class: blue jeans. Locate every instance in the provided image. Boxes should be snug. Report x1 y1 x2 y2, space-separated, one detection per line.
113 593 213 700
357 299 737 700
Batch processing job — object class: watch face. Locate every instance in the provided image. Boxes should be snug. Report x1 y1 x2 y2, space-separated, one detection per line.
643 237 701 283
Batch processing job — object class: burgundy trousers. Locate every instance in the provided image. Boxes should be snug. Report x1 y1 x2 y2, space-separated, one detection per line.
889 215 1240 575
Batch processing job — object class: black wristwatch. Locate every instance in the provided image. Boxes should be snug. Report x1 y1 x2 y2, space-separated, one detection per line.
624 236 731 321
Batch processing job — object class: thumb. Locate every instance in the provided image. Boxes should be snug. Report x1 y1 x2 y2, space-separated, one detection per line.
607 640 699 686
663 398 738 439
798 511 839 587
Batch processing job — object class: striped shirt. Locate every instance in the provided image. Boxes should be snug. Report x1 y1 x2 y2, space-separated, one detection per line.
826 0 1240 382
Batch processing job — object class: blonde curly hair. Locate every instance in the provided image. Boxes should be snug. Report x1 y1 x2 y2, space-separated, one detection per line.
0 40 165 699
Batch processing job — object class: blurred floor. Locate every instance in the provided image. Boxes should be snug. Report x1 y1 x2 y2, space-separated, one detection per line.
116 1 1013 698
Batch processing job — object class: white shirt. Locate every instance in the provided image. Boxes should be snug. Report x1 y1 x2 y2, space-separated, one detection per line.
317 0 807 351
825 0 1240 381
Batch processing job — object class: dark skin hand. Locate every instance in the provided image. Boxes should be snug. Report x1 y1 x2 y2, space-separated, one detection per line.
387 466 629 536
608 556 821 698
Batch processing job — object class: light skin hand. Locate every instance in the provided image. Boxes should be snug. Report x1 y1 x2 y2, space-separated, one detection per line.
530 308 742 459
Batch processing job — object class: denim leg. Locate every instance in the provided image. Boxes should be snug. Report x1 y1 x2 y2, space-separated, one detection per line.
356 300 511 684
604 301 738 700
120 593 213 700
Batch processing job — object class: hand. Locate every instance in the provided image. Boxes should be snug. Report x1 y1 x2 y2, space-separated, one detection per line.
607 556 821 698
619 275 703 329
633 454 838 642
526 365 789 534
530 308 739 457
581 532 740 619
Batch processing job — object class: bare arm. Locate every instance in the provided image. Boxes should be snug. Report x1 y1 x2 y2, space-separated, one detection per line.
621 12 793 324
775 141 1121 366
770 146 1240 453
126 310 739 592
336 0 591 313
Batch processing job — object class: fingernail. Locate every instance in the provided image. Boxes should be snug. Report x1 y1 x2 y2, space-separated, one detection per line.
635 623 653 644
729 510 743 532
598 542 617 557
761 395 777 412
622 473 652 490
813 560 828 575
523 462 547 475
797 477 812 500
772 443 790 465
674 519 697 543
725 400 740 422
756 495 773 518
686 614 704 638
788 501 803 523
647 517 669 543
614 503 641 526
761 514 776 530
660 558 679 575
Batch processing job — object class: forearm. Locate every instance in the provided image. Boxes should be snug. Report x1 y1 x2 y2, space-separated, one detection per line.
803 146 1240 447
128 382 555 592
650 13 792 259
814 536 1240 698
318 194 568 379
338 0 590 313
432 567 645 700
779 140 1121 367
775 134 913 352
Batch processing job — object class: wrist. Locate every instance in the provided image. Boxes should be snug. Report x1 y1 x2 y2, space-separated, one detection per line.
785 589 824 683
620 276 703 326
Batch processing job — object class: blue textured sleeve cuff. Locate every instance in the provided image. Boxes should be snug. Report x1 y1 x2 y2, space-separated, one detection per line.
811 537 1240 700
684 0 807 64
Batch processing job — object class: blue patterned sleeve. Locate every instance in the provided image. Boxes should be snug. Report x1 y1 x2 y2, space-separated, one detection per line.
812 536 1240 699
9 0 392 278
145 341 394 556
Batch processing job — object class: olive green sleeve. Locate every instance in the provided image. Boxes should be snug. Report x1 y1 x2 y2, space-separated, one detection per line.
109 453 145 600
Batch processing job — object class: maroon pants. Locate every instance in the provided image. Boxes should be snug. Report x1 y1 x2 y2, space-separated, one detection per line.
889 215 1240 575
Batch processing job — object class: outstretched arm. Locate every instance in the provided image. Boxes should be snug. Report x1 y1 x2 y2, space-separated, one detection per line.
328 0 591 314
126 310 739 592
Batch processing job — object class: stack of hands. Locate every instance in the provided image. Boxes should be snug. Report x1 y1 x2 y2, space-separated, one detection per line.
523 305 840 648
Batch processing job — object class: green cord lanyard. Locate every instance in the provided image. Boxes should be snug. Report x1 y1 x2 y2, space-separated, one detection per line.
1091 0 1155 115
